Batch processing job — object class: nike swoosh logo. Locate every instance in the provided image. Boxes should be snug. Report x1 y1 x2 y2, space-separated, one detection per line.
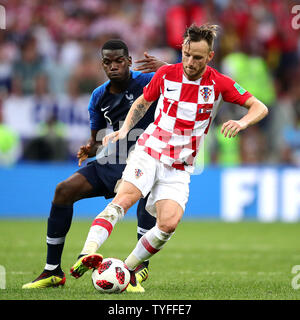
101 106 110 112
125 93 134 100
166 88 177 92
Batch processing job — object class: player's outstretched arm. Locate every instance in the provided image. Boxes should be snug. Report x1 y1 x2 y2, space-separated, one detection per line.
221 96 268 138
133 51 168 73
103 94 153 145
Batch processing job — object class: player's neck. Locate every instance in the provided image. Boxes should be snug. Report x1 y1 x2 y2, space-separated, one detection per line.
109 75 131 94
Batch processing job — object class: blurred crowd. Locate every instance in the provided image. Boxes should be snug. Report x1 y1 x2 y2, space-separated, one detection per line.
0 0 299 166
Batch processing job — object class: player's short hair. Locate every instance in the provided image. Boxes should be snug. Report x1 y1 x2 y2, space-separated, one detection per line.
183 23 219 51
101 39 129 57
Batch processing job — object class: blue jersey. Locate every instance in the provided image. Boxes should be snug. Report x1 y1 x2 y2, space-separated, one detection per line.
81 70 156 193
88 70 155 130
88 70 156 160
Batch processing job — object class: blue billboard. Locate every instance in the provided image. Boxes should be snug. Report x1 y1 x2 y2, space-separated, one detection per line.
1 163 300 222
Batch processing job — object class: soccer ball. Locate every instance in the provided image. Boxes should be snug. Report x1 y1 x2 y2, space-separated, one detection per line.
91 258 130 293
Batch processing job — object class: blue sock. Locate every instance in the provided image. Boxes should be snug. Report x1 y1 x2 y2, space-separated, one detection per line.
136 196 156 240
46 203 73 269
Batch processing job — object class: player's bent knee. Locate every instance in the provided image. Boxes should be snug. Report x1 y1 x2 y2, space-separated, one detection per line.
53 181 75 205
157 210 182 234
157 219 180 234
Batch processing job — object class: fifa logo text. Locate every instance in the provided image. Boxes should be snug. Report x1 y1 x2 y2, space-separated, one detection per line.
291 5 300 30
0 5 5 30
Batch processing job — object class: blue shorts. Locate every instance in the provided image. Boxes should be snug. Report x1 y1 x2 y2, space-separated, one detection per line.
77 160 126 199
77 159 156 233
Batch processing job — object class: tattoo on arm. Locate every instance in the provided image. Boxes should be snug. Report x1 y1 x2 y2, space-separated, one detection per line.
129 103 147 130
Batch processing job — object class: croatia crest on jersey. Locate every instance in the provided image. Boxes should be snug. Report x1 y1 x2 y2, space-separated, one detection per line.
200 86 213 102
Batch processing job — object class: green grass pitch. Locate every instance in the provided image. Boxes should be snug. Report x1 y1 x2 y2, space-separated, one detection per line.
1 219 300 300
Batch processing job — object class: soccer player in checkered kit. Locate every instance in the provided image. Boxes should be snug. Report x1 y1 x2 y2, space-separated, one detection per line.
71 24 268 292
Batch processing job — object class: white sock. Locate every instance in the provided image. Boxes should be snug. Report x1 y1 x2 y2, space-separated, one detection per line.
44 263 59 271
81 203 124 255
125 225 173 270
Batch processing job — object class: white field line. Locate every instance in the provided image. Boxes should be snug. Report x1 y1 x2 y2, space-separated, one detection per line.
178 270 285 276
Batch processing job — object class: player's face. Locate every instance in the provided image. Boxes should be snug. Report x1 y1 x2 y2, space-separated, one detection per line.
182 40 214 81
102 49 132 81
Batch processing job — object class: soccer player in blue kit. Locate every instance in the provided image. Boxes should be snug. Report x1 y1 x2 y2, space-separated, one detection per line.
22 40 166 291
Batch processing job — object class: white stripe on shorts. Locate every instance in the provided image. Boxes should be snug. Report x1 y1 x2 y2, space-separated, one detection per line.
46 236 65 245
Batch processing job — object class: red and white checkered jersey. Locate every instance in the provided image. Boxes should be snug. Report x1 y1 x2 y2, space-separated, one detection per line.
136 63 252 173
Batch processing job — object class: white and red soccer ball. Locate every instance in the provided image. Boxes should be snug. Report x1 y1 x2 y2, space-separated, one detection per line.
91 258 130 293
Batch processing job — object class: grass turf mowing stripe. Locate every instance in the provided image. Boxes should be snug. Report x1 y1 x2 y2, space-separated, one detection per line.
1 220 300 300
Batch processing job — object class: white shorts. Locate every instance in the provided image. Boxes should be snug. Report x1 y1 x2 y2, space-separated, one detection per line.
120 149 190 217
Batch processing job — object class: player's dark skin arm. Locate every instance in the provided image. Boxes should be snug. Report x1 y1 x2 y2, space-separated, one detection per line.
77 129 104 166
133 51 169 73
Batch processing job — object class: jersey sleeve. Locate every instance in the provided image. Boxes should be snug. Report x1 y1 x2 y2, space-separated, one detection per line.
143 65 168 102
219 74 252 106
88 88 107 131
138 72 155 87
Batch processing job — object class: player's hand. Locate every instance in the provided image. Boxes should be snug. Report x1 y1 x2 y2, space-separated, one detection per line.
77 143 91 166
102 128 128 146
221 120 248 138
133 51 167 73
